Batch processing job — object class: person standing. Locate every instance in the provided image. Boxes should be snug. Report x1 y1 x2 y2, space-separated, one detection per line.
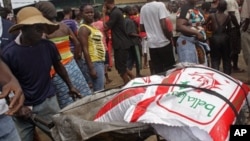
140 0 175 75
102 0 135 84
226 0 243 72
61 6 78 53
62 6 93 89
36 1 92 108
124 6 143 77
176 0 209 65
1 7 82 141
0 58 24 141
92 10 113 84
78 4 106 92
131 5 149 71
205 0 232 75
241 0 250 84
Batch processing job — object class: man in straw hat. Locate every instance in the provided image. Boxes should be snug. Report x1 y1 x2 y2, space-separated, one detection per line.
1 7 82 141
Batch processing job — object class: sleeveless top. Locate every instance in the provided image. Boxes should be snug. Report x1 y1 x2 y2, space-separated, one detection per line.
49 35 73 76
80 24 105 62
213 14 229 35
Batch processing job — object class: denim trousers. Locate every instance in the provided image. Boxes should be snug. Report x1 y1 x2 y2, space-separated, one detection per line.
0 115 21 141
13 95 60 141
82 61 105 92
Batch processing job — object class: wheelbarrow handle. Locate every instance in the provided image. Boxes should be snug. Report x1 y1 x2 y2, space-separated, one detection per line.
31 114 55 129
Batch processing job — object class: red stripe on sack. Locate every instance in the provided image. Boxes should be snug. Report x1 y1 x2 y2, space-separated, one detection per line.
209 84 249 141
142 76 151 83
156 69 183 95
130 96 159 122
130 69 185 122
94 87 146 119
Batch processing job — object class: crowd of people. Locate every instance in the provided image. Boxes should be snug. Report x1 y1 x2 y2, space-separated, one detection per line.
0 0 250 140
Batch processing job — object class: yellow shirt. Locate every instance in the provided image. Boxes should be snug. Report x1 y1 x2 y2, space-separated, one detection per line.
81 24 105 62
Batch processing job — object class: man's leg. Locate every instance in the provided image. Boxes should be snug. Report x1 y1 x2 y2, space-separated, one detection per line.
13 116 35 141
0 115 21 141
33 96 60 140
114 49 134 85
231 28 243 72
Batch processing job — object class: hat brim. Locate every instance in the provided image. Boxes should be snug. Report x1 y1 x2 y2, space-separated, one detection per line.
9 15 59 34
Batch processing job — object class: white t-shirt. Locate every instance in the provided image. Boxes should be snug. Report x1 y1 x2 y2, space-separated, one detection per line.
226 0 241 25
169 12 180 37
140 1 170 48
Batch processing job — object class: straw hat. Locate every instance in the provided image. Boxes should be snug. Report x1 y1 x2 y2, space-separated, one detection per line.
9 7 59 34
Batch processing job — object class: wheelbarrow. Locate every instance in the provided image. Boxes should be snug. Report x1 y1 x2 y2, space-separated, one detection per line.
32 87 164 141
33 65 250 141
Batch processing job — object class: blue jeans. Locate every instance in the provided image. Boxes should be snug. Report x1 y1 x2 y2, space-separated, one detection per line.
83 61 105 92
13 96 60 141
0 115 21 141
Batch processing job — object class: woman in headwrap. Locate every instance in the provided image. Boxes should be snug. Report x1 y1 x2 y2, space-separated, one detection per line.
35 1 92 109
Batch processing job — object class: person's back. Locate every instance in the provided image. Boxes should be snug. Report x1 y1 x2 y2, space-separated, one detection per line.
61 7 78 35
103 0 135 84
140 0 175 75
105 6 131 50
209 8 230 47
208 0 231 75
47 23 76 75
210 12 229 35
140 1 170 48
61 7 78 53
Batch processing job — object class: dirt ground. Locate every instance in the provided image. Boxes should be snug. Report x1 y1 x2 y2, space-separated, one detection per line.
38 52 249 141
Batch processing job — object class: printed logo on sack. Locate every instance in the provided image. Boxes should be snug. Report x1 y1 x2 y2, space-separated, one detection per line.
189 72 222 93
